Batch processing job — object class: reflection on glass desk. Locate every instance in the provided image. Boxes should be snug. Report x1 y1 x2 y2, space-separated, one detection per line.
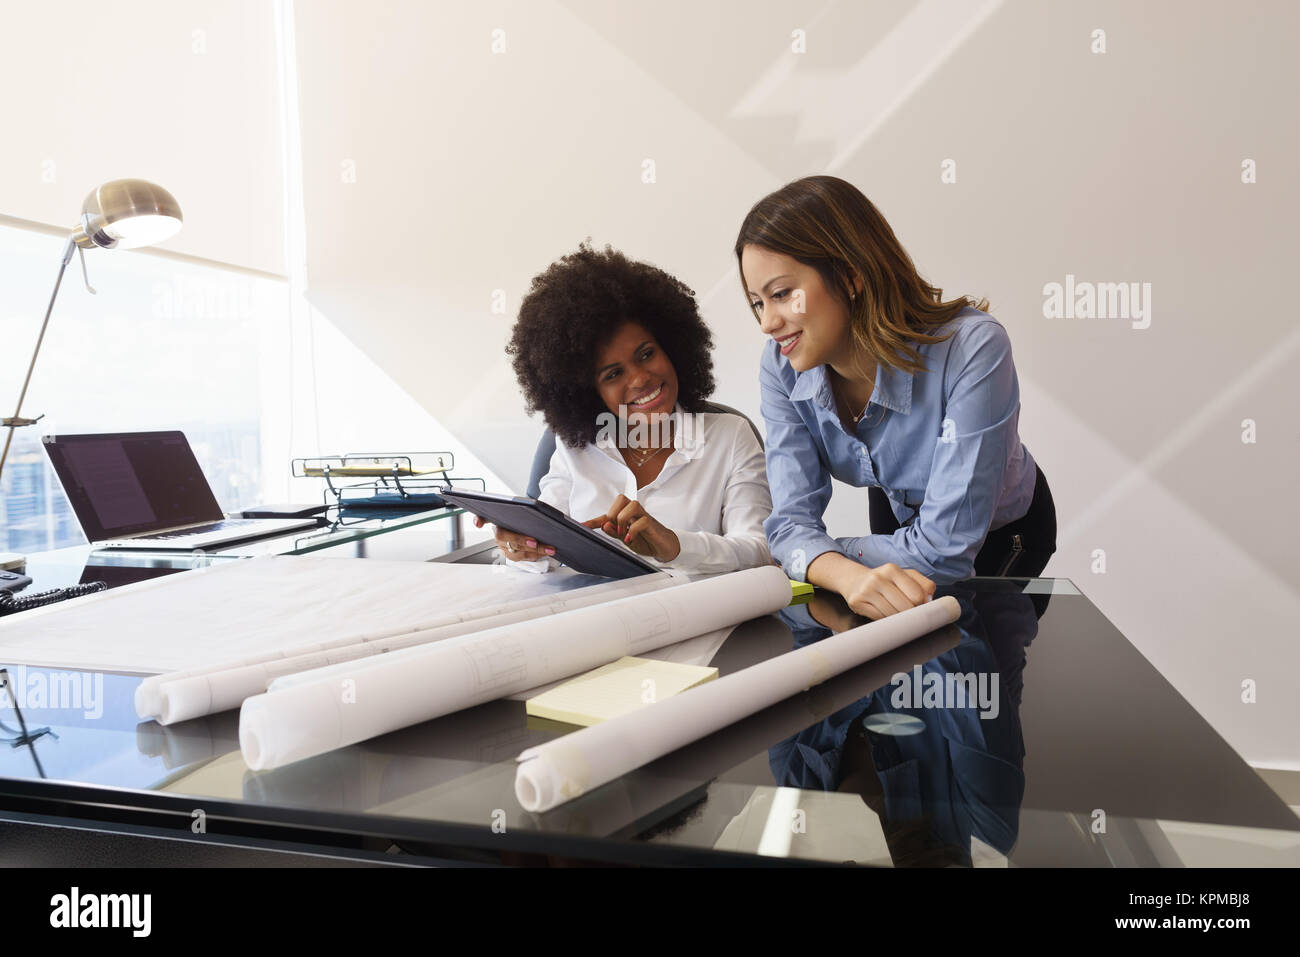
19 505 467 594
203 504 466 558
0 577 1295 867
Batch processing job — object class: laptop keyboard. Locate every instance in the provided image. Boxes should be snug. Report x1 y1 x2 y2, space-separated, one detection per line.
140 520 262 541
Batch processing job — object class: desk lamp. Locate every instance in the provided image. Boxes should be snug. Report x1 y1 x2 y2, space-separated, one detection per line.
0 179 183 483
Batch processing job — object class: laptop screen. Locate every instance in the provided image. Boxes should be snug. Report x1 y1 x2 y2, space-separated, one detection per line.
42 431 223 542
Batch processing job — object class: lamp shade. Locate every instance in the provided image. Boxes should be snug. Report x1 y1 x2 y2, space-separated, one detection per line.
72 179 183 250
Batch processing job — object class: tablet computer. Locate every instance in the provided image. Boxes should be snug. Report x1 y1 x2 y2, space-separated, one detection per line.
438 487 659 579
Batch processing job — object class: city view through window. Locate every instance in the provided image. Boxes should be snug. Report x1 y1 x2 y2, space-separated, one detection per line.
0 222 283 552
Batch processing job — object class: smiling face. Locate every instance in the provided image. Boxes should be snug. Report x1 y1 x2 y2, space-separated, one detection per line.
593 321 679 423
741 244 860 374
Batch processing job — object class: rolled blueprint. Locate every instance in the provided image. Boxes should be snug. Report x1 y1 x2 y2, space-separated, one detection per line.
239 565 792 771
514 595 961 813
518 625 960 839
144 572 673 725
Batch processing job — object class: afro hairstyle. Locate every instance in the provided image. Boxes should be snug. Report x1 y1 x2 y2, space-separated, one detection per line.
506 241 716 448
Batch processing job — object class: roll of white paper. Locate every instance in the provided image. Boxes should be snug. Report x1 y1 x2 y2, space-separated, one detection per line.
513 595 961 813
239 565 792 771
149 572 673 724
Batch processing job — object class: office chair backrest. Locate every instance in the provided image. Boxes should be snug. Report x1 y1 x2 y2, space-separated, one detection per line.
525 401 764 499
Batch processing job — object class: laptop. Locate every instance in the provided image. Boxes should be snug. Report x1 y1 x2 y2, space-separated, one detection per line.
42 431 320 550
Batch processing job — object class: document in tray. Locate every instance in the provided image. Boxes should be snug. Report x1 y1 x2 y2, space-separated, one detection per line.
525 656 717 727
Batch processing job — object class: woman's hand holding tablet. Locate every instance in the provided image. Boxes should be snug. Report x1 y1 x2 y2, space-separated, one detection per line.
475 493 681 565
473 514 556 562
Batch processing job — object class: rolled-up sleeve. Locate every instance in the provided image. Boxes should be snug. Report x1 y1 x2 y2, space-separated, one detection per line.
759 347 843 581
836 320 1020 584
669 419 773 574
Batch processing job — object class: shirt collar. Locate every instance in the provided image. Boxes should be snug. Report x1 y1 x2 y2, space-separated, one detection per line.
788 362 913 415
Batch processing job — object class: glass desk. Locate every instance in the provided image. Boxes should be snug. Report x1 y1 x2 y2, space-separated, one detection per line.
0 573 1295 867
216 504 466 557
19 505 467 593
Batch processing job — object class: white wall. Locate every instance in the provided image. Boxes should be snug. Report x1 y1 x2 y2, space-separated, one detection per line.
0 0 284 274
262 295 513 527
291 0 779 492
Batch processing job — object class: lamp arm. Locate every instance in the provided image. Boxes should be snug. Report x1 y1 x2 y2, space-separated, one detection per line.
0 235 77 483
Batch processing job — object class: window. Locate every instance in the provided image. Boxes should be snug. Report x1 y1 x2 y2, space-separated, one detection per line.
0 221 288 551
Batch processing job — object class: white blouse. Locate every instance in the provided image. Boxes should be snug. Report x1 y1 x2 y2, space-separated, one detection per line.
517 409 774 575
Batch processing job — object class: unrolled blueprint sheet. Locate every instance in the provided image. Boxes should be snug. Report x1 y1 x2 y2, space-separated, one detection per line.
239 565 793 771
143 570 673 724
0 555 624 674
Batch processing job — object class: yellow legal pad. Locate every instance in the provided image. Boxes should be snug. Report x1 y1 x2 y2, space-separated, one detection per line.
525 656 718 728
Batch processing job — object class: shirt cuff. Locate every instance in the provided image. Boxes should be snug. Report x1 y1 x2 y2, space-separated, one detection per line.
669 528 708 569
775 529 844 583
834 532 967 584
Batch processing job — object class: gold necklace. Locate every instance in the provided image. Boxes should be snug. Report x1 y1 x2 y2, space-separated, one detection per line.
624 444 671 468
846 395 870 424
623 418 675 467
833 370 879 426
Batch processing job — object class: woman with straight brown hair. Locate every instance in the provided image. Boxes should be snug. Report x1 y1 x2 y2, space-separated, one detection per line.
735 175 1056 621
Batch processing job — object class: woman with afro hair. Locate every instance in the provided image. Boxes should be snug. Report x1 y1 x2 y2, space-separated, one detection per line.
483 242 772 574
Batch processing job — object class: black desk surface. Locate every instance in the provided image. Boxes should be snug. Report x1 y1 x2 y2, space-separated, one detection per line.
0 562 1295 867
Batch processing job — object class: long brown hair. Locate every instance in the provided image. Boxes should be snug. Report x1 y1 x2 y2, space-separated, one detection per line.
734 175 987 377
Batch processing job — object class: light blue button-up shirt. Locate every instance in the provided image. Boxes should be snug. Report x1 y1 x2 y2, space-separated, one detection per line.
760 307 1037 585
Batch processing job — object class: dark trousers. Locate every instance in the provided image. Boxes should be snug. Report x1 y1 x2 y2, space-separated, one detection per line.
867 464 1057 578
